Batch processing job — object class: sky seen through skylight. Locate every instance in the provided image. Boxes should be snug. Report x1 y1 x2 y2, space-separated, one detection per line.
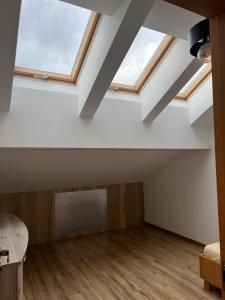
16 0 91 75
113 27 166 86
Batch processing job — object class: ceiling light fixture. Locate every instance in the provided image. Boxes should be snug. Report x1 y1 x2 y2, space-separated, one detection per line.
188 19 211 64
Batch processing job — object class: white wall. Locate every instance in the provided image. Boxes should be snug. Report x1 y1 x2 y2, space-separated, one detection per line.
144 148 219 245
188 76 213 125
0 81 211 149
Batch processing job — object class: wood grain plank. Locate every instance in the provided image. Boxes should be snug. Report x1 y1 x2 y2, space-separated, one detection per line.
163 0 225 17
23 225 220 300
199 255 222 289
0 183 144 245
210 12 225 299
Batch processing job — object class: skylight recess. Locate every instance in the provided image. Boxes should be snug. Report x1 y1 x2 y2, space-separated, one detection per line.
112 27 168 88
179 64 208 94
176 63 212 100
15 0 98 82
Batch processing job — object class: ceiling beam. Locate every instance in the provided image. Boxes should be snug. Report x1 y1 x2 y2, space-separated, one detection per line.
143 58 202 123
141 40 202 123
77 0 155 119
60 0 122 15
0 1 21 111
163 0 225 17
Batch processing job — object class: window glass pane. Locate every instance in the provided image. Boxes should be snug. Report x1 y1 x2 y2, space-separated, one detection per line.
112 27 166 86
179 63 208 94
15 0 91 75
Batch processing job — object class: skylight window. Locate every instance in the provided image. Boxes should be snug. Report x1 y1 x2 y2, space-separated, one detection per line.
111 27 174 92
176 63 211 100
179 64 208 94
15 0 99 82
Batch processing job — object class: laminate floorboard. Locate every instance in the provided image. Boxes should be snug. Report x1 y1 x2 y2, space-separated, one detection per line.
24 225 221 300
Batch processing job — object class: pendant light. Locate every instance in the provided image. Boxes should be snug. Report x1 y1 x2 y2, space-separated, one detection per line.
188 19 211 64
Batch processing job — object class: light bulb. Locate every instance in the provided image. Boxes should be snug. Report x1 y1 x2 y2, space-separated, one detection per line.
197 42 211 63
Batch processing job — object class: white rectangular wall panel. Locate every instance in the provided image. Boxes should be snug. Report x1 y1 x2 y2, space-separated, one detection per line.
55 189 107 236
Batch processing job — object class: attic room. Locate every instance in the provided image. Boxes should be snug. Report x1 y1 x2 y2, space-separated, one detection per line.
0 0 225 299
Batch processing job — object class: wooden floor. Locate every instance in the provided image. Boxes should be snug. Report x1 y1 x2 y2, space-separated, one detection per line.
24 225 221 300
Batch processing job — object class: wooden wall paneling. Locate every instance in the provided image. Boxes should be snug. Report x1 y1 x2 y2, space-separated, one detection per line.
107 184 122 229
107 184 128 229
0 182 144 245
119 184 126 228
0 192 53 244
124 182 144 228
210 12 225 298
163 0 225 17
107 183 144 229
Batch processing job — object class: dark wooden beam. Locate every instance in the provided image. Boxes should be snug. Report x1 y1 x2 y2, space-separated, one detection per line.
163 0 225 17
210 12 225 298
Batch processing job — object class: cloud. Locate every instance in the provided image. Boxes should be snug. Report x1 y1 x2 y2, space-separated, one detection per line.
16 1 167 85
15 0 91 75
113 27 165 86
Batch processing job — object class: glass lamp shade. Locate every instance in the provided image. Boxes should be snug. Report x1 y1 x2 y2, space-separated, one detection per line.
197 42 211 63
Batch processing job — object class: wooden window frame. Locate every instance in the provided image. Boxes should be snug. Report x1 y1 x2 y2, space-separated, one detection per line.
110 35 211 101
175 64 212 100
15 15 211 101
14 12 100 83
110 35 176 93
